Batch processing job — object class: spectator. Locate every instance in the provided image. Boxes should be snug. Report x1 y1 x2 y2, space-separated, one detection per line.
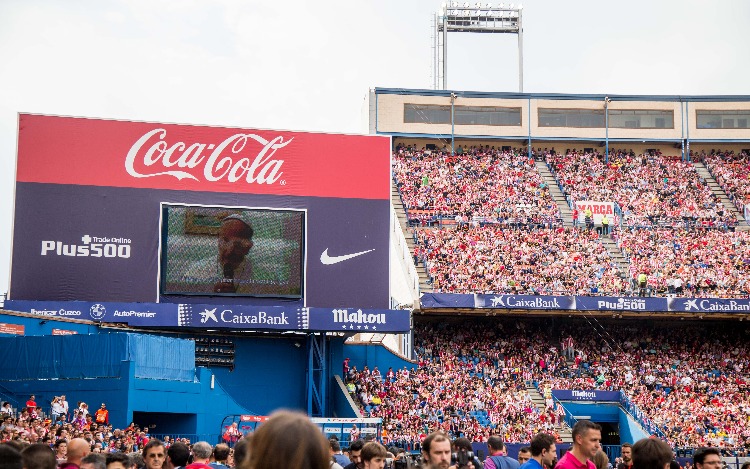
485 436 519 469
186 442 213 469
0 443 22 469
360 442 388 469
519 433 556 469
105 453 131 469
592 451 609 469
544 420 599 469
517 448 532 465
210 444 231 469
80 454 106 469
21 444 57 469
241 410 329 469
95 405 109 426
421 432 452 469
618 443 633 469
166 442 190 469
632 438 673 469
142 440 166 469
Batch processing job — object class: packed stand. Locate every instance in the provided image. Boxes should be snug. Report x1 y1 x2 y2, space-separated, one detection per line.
613 227 750 297
414 225 625 295
702 150 750 213
347 321 570 449
538 320 750 453
348 318 750 454
393 144 562 227
546 149 737 228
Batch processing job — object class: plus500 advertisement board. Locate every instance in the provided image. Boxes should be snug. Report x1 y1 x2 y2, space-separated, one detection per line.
10 114 390 308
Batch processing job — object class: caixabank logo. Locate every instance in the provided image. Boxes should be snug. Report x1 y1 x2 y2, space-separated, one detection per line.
40 234 132 259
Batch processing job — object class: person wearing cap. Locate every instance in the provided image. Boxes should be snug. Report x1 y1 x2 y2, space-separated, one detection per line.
95 404 109 426
180 213 255 294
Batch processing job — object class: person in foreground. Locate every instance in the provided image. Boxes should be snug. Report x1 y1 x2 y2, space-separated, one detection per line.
554 421 601 469
239 410 329 469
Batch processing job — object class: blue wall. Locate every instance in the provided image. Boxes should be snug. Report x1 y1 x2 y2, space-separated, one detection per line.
343 343 417 375
208 336 308 415
129 367 250 440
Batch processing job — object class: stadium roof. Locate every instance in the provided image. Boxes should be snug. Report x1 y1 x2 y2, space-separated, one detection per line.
375 87 750 103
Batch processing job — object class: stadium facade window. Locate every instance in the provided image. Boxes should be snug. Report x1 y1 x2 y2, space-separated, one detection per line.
538 108 674 128
404 104 521 126
608 110 674 129
538 108 605 128
696 110 750 129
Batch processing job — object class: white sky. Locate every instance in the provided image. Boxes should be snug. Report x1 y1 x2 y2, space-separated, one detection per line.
1 0 749 296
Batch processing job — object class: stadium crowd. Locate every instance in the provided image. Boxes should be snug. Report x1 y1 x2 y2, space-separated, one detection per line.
349 319 750 455
613 227 750 297
545 149 737 228
392 144 750 298
393 145 562 226
703 150 750 213
414 226 624 295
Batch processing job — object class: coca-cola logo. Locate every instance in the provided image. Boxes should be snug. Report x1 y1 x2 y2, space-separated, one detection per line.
125 129 292 185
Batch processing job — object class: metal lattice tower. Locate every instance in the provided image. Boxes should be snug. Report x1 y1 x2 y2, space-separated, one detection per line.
433 2 524 91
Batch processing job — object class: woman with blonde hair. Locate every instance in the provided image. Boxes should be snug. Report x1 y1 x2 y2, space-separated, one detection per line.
240 410 329 469
593 450 610 469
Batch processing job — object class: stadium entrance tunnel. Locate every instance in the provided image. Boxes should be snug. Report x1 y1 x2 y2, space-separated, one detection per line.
133 411 197 440
599 421 620 445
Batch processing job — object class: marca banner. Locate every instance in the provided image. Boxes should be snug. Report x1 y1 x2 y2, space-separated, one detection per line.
474 294 574 310
575 296 669 312
575 200 614 225
3 301 412 333
668 297 750 313
11 114 390 308
552 390 621 402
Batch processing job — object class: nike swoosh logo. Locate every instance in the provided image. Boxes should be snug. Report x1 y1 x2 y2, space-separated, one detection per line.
320 248 375 265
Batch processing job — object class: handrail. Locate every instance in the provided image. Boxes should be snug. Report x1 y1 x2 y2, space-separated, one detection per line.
618 391 667 440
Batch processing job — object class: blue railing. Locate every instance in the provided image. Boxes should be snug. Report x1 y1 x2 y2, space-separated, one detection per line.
618 391 666 439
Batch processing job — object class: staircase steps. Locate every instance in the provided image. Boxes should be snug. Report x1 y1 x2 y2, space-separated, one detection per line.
534 160 574 227
693 161 746 226
391 181 432 292
525 384 573 443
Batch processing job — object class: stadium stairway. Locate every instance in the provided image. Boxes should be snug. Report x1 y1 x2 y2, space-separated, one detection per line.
692 161 747 228
525 384 573 443
599 236 631 279
534 160 574 227
391 179 432 292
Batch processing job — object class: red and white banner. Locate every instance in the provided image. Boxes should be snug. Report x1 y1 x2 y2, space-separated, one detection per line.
575 201 614 226
0 323 24 335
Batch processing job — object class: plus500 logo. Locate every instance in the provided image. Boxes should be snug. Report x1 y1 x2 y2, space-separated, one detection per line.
41 235 131 259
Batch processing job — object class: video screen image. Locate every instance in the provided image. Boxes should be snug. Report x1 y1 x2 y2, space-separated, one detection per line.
161 204 304 298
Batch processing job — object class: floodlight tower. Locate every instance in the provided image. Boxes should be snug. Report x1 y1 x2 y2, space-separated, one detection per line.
433 2 524 91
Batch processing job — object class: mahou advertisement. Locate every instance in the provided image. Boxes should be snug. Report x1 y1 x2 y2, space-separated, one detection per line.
10 114 391 308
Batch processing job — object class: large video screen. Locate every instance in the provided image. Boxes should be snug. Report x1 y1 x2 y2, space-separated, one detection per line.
160 204 305 298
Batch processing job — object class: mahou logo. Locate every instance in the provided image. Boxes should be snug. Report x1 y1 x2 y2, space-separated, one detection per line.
125 129 292 185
